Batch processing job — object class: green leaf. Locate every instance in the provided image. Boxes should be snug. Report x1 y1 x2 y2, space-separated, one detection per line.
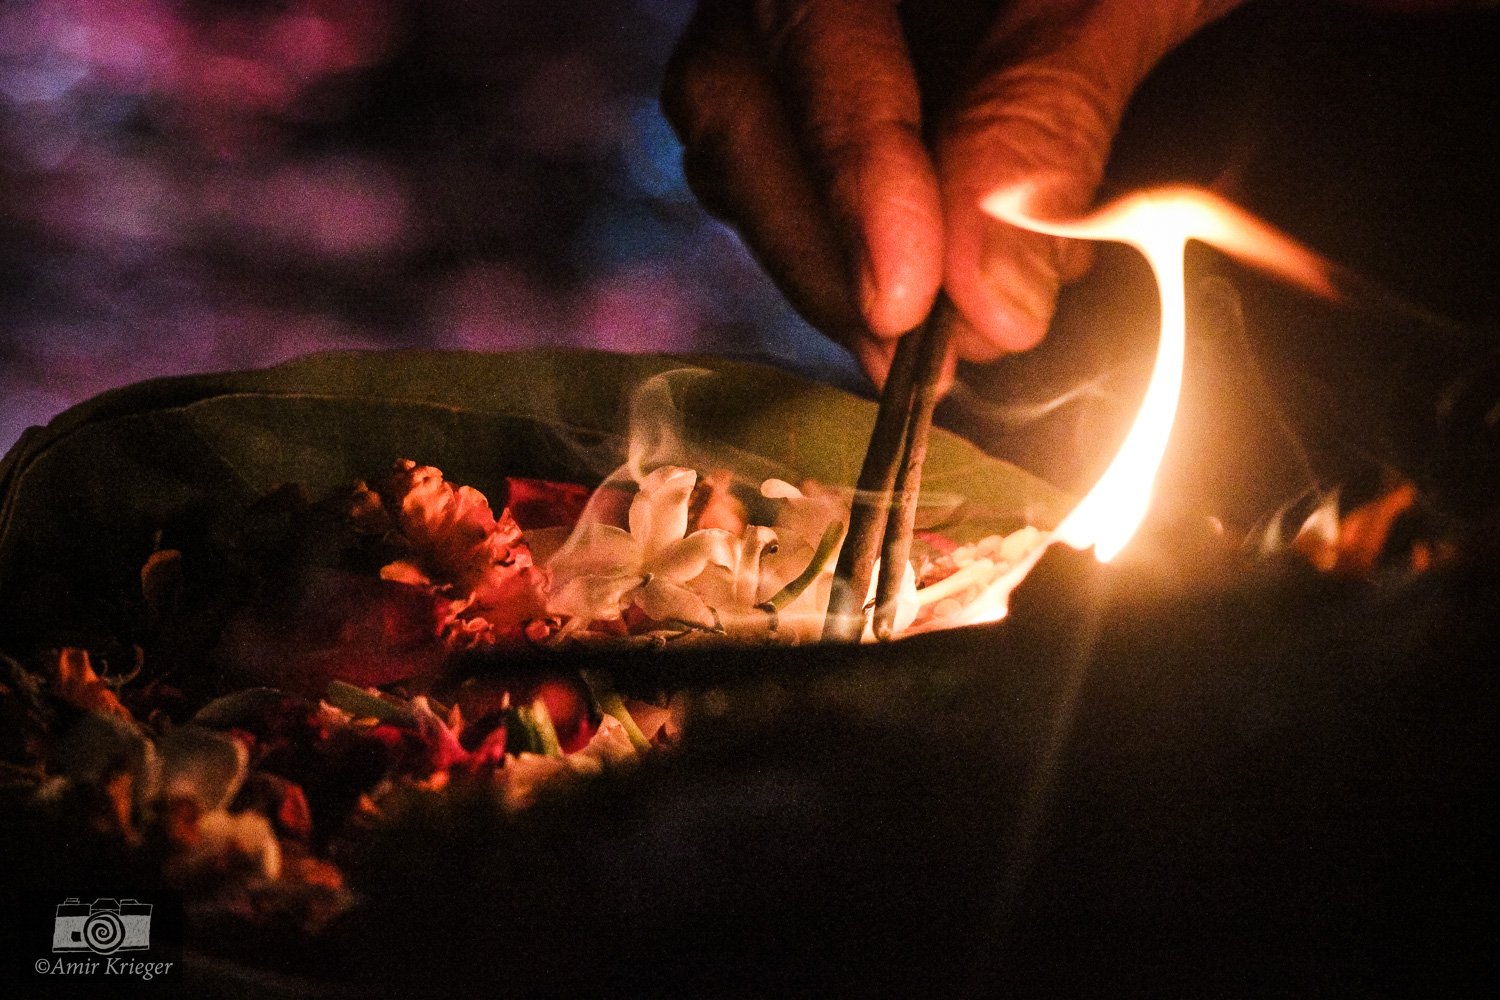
323 680 419 727
0 350 1070 648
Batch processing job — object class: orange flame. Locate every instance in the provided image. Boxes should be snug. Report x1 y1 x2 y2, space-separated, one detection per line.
955 185 1334 624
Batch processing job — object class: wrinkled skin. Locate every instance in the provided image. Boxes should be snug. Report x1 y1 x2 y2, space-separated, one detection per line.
663 0 1460 386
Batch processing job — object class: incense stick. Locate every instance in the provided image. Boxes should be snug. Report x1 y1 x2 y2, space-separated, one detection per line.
824 293 956 642
822 330 922 641
873 295 955 639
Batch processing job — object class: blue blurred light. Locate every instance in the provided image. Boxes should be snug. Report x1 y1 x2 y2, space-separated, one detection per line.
576 200 678 269
622 98 690 201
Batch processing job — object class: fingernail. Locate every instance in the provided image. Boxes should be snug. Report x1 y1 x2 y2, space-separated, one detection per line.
861 248 926 340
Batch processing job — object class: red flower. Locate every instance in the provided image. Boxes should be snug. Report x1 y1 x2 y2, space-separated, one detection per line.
502 477 591 532
367 461 549 652
214 567 447 695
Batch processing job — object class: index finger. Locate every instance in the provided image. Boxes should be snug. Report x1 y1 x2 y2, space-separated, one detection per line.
754 0 944 338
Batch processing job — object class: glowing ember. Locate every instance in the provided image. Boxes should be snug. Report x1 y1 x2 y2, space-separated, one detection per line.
954 186 1336 624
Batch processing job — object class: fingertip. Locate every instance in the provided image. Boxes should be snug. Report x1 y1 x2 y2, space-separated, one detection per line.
859 247 940 340
851 157 944 338
946 250 1054 358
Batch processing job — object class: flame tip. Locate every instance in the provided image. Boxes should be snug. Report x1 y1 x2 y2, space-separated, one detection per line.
963 182 1335 619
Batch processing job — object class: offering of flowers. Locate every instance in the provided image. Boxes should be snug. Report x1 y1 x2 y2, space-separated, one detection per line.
2 451 1043 940
0 352 1071 963
0 351 1447 989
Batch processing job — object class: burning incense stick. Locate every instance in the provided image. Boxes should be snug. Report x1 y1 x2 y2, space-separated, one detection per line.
874 295 956 639
825 293 957 642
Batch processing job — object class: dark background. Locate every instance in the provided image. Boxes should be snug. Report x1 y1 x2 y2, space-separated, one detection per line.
2 0 1498 521
0 0 857 455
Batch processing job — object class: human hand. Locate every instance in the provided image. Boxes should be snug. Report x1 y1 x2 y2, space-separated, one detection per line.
663 0 1245 385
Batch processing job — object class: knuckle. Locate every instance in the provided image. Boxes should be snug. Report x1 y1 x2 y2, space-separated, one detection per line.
802 111 922 186
948 65 1117 165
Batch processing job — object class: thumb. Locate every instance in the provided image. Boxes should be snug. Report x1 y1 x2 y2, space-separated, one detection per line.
938 0 1245 362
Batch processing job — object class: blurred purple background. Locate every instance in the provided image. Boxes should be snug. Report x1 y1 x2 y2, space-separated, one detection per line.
0 0 859 453
7 0 1499 479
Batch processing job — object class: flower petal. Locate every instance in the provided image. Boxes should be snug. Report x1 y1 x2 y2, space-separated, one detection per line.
647 527 736 582
498 753 572 812
764 477 845 554
568 714 637 769
380 560 431 587
158 725 250 812
634 577 715 628
546 573 643 622
732 525 778 607
760 478 802 500
411 696 469 772
47 648 132 721
629 466 696 555
758 534 815 604
389 462 497 551
188 810 282 880
547 522 641 581
502 477 592 531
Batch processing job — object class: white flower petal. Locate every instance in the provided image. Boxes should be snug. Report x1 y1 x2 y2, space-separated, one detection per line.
686 563 737 610
635 577 715 627
191 810 281 880
629 466 696 555
757 534 815 604
546 573 643 622
648 527 736 582
763 478 845 570
158 725 250 813
547 522 641 580
733 525 778 607
566 467 637 533
760 479 803 500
